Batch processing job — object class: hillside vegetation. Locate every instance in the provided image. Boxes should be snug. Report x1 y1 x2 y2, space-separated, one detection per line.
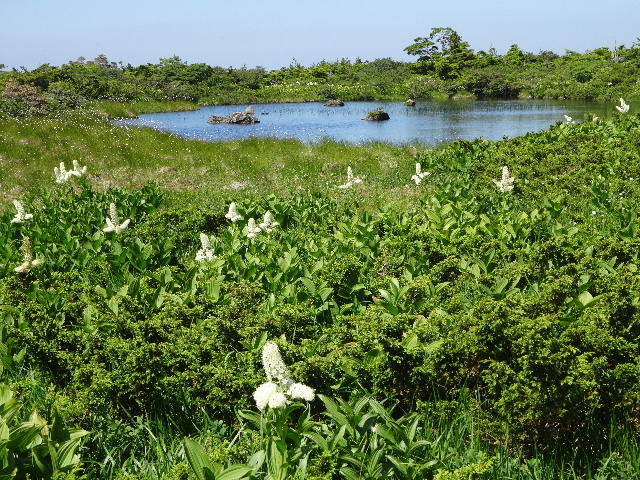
1 29 640 480
2 28 640 112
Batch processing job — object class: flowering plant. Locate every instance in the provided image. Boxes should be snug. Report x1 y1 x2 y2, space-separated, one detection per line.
224 202 243 223
195 233 217 261
246 218 262 238
253 341 315 411
493 166 515 193
337 166 363 189
11 200 33 223
14 237 43 273
616 98 630 114
259 211 279 233
103 203 130 234
54 160 87 184
411 163 430 185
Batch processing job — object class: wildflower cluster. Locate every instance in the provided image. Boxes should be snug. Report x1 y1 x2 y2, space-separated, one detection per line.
247 218 262 238
337 166 363 189
616 98 630 114
253 341 315 411
14 236 43 273
224 202 279 239
54 160 88 184
195 233 217 262
259 211 279 233
493 165 515 193
411 163 430 185
225 202 243 223
11 200 33 224
103 203 130 234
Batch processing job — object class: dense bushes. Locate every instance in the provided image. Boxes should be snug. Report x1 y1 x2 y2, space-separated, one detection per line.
2 35 640 114
2 111 640 477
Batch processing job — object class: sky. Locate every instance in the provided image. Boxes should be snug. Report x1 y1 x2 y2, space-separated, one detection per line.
1 0 638 71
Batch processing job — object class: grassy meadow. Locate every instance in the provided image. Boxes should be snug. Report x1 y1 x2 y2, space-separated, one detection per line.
1 100 640 479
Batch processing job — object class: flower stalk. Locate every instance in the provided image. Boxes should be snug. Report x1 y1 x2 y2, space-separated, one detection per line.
14 236 43 273
253 341 315 411
195 233 217 261
493 166 515 193
11 200 33 223
103 203 130 234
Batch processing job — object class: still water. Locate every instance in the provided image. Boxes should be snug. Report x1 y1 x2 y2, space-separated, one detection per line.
117 100 614 146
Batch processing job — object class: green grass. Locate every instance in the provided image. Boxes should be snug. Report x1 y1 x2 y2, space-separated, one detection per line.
90 99 201 118
0 107 420 209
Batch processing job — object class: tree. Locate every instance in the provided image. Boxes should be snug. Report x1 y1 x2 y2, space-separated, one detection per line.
504 44 526 66
404 27 474 63
404 27 475 77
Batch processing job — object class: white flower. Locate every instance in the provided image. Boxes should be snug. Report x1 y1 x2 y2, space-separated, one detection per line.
254 382 279 411
493 166 515 193
259 211 279 233
268 392 289 409
347 166 362 184
253 341 314 410
14 237 43 273
54 162 72 184
262 341 291 386
564 115 574 124
287 382 315 402
225 202 243 223
195 233 217 261
337 166 362 189
103 203 130 234
247 218 262 238
11 200 33 223
411 163 430 185
616 98 630 114
71 160 88 177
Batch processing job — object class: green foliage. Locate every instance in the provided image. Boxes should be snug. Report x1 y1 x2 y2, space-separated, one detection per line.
3 29 640 113
2 83 640 477
0 384 88 479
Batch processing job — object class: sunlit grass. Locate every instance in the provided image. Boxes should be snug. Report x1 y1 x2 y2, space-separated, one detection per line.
0 109 422 210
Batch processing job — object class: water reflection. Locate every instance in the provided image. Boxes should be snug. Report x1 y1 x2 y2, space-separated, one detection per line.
116 100 615 146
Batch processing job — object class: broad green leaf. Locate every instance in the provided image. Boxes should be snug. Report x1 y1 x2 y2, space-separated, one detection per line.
266 439 286 480
216 464 253 480
183 438 216 480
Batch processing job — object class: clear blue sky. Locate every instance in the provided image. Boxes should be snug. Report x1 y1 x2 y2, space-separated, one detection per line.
1 0 638 71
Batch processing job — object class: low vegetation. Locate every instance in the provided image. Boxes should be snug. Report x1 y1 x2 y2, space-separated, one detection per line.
1 28 640 479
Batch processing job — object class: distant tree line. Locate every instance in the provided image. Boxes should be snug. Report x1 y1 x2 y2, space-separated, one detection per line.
1 28 640 116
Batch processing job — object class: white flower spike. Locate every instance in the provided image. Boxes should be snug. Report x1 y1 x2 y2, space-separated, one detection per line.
247 218 262 238
253 341 315 411
14 237 43 273
71 160 88 177
225 202 243 223
411 163 430 185
259 211 279 233
195 233 217 262
11 200 33 223
493 166 515 193
616 98 630 114
103 203 130 234
337 166 363 189
54 162 71 184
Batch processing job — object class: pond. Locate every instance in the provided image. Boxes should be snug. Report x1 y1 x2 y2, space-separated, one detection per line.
116 100 616 146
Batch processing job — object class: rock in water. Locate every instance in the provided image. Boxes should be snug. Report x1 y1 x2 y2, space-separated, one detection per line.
362 111 390 121
207 112 260 124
